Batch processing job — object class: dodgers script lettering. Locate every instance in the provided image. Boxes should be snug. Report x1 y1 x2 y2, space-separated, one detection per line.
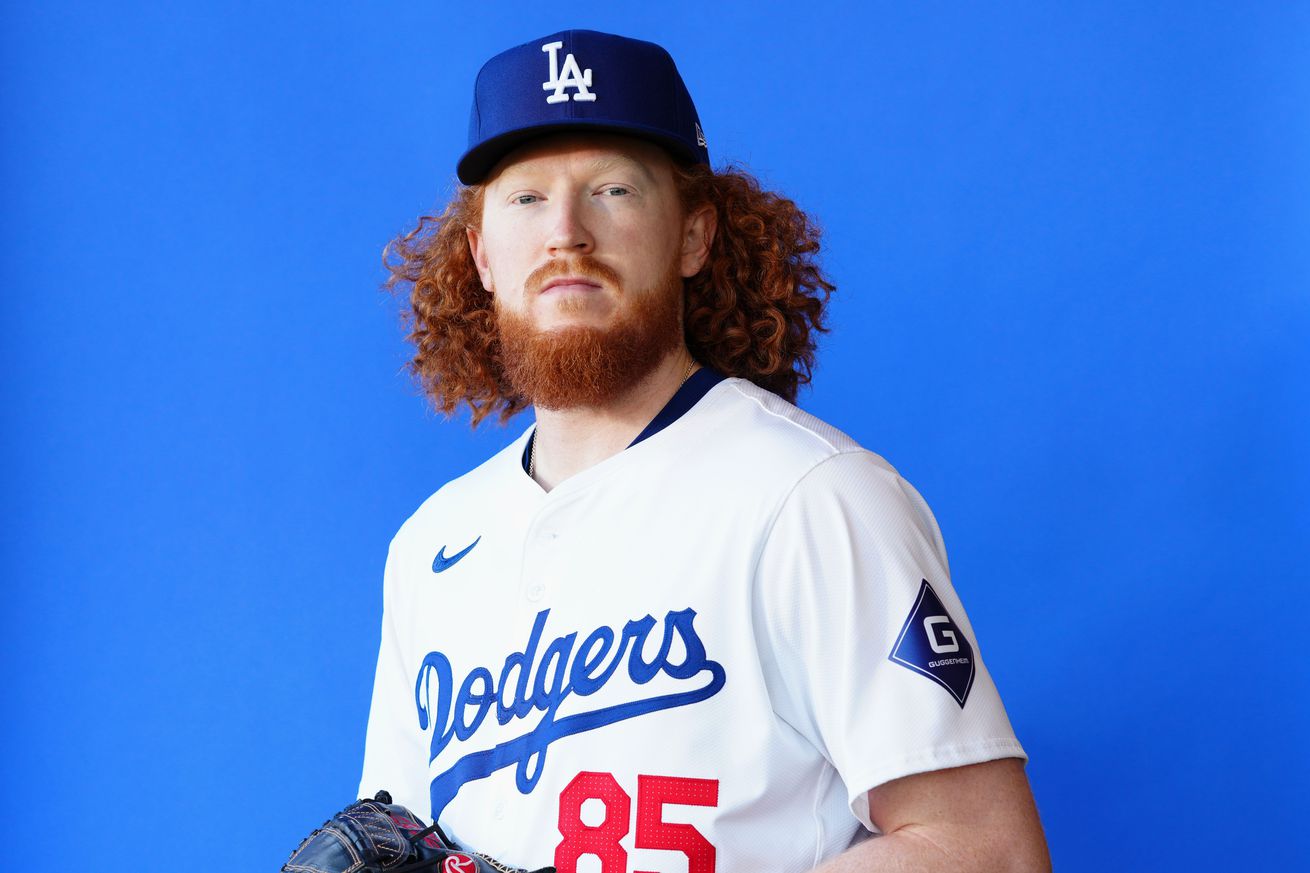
415 608 726 817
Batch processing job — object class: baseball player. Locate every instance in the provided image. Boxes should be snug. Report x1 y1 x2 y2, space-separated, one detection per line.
360 29 1051 873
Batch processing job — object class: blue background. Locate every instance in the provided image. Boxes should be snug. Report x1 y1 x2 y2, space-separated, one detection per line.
4 2 1307 870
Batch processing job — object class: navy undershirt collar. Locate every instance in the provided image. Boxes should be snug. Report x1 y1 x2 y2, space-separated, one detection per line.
521 367 727 474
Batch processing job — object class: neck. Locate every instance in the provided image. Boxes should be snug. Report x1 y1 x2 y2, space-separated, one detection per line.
530 347 697 491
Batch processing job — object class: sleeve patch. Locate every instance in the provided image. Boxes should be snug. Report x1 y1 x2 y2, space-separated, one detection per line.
888 580 976 708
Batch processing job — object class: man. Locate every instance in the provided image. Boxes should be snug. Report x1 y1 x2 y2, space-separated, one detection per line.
361 29 1051 873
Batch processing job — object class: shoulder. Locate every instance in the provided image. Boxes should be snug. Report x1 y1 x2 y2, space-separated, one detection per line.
697 377 902 487
700 378 944 551
710 377 868 455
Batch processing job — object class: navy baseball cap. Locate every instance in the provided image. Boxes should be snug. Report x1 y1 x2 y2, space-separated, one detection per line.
457 29 710 184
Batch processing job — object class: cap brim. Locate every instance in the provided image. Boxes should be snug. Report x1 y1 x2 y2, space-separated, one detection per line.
456 119 704 185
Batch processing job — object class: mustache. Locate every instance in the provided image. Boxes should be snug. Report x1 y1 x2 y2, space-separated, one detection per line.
525 257 623 295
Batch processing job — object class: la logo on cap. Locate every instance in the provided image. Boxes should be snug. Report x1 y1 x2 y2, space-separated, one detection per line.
542 41 596 104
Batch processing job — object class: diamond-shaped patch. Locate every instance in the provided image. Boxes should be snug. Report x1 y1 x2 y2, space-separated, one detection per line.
889 580 976 707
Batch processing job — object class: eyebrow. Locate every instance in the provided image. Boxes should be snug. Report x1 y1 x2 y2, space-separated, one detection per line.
578 154 655 184
497 153 657 188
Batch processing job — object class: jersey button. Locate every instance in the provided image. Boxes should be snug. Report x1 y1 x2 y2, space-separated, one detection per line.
527 583 545 601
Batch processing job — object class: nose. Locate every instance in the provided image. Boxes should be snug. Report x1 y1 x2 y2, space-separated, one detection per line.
544 196 594 256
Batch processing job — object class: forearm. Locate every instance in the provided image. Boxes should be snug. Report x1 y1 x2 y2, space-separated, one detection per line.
812 823 1051 873
813 760 1052 873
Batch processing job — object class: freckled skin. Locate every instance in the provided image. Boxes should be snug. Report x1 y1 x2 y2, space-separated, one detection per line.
467 133 703 335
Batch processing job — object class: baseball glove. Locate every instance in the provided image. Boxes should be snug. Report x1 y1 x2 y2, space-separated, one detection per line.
282 790 555 873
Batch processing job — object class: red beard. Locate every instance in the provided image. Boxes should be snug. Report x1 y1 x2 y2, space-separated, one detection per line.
495 257 685 410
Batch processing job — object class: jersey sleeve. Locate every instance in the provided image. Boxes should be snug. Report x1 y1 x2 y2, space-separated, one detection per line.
358 537 430 815
751 450 1026 833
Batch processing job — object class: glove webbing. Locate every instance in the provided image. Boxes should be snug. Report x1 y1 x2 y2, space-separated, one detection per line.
382 821 455 873
406 818 453 850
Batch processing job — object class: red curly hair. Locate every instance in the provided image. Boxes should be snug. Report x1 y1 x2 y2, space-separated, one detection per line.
383 162 834 426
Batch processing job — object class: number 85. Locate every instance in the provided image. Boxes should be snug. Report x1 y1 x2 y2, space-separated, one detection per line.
556 772 720 873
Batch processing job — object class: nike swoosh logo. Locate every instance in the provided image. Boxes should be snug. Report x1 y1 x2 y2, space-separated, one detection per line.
432 536 481 573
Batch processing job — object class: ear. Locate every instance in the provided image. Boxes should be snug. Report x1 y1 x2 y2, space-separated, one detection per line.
466 226 494 292
679 204 717 278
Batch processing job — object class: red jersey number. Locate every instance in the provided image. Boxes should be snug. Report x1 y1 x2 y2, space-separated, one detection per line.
555 772 719 873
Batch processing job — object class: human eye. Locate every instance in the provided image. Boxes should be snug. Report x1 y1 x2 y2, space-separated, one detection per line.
598 185 633 197
508 192 541 205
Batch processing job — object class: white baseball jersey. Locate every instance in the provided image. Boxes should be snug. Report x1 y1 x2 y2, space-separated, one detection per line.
360 372 1025 873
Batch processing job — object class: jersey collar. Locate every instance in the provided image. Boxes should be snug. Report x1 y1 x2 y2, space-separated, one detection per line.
521 367 727 474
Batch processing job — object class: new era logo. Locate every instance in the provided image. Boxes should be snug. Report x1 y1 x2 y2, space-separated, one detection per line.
889 579 976 707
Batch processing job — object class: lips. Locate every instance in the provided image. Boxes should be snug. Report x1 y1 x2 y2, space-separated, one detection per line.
539 276 603 294
525 256 623 296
